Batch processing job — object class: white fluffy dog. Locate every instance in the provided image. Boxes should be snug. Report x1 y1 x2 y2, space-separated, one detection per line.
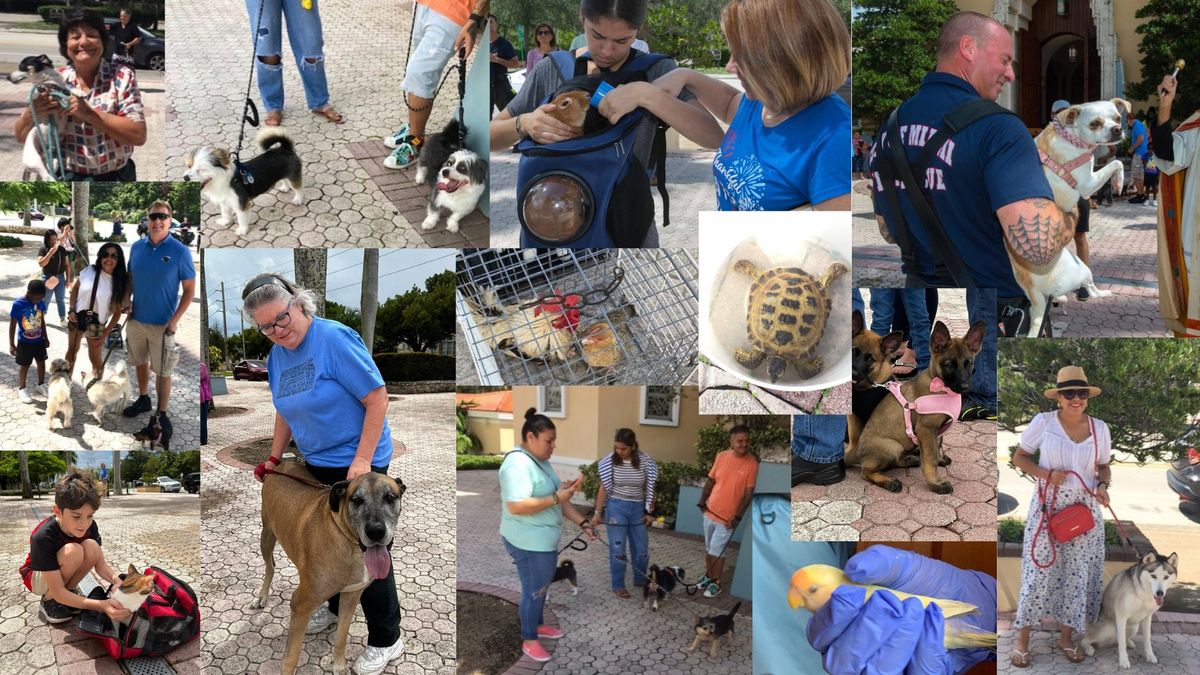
45 358 73 429
419 149 487 234
83 363 129 424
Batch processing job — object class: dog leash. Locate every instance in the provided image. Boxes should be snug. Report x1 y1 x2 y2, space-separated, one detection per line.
84 320 125 391
28 85 69 181
260 467 379 551
233 0 269 180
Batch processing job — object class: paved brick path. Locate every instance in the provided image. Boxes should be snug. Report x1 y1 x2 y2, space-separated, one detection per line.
456 469 752 674
997 614 1200 674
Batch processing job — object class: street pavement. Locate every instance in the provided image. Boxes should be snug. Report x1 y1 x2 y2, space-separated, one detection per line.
0 491 201 674
169 0 471 249
851 180 1170 337
0 231 201 452
456 468 752 674
997 616 1200 674
0 25 166 181
201 379 455 674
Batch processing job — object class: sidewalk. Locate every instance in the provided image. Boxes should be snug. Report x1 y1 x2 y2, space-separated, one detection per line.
201 380 455 673
851 181 1169 337
0 492 201 674
0 234 201 451
456 469 751 674
997 614 1200 673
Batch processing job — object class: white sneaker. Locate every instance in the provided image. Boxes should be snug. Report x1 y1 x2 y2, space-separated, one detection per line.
305 605 335 634
18 388 33 404
355 638 405 675
1149 199 1157 206
384 123 410 149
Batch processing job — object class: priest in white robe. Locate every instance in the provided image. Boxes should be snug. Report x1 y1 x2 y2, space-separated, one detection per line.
1154 74 1200 337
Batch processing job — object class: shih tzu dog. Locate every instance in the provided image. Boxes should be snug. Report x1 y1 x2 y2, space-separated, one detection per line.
415 119 486 234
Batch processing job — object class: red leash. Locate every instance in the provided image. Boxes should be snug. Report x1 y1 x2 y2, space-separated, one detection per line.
256 456 330 490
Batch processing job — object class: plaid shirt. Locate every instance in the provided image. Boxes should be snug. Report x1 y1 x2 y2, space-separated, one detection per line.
59 61 144 175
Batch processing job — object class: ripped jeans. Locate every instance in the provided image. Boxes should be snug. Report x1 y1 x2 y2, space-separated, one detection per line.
245 0 330 112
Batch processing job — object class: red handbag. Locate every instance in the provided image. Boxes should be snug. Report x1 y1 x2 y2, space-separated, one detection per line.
1030 418 1100 569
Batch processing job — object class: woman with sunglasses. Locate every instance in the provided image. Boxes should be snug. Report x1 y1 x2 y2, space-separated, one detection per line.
1009 366 1111 668
524 23 559 76
65 243 127 381
242 273 405 674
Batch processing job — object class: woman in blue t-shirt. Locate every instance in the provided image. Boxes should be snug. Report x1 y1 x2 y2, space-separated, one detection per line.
242 273 405 674
651 0 851 211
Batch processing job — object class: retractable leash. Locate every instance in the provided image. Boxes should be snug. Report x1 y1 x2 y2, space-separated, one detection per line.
29 85 70 181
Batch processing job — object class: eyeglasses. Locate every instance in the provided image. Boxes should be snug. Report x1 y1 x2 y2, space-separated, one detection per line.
148 213 170 221
1060 390 1090 400
257 301 294 336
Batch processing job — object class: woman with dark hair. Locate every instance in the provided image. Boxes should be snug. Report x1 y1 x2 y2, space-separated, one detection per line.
524 23 558 75
65 242 126 380
591 428 658 598
498 408 596 663
36 230 71 324
14 9 146 180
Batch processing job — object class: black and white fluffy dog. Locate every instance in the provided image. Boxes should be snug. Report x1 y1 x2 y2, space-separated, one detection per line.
8 55 72 181
183 128 304 237
415 119 486 234
550 559 578 596
644 564 684 611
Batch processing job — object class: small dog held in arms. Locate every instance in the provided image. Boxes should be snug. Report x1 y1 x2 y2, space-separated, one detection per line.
7 55 72 181
45 358 74 429
643 564 683 611
183 128 304 237
1081 551 1178 669
690 601 741 657
415 119 487 234
1009 99 1127 337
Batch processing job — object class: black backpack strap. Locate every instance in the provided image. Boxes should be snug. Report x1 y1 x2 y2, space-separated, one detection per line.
913 99 1016 170
653 121 669 226
874 108 929 282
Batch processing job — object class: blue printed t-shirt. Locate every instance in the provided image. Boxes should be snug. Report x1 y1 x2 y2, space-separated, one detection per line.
128 235 195 325
870 72 1052 297
714 94 851 211
498 448 562 552
267 317 393 468
1130 119 1149 159
11 297 47 344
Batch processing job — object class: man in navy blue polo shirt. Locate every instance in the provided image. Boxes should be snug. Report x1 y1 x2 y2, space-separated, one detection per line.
122 200 196 449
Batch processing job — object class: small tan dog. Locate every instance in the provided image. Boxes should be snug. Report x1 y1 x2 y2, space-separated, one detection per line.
45 358 73 429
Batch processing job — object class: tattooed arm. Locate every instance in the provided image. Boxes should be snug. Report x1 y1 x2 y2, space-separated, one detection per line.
996 198 1071 266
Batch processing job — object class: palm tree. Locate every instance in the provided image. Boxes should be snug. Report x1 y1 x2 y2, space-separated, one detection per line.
200 250 208 362
293 249 327 317
112 450 122 497
360 249 379 353
19 452 32 499
71 182 90 276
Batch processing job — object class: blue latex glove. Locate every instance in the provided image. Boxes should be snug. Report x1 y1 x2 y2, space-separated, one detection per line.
806 545 997 675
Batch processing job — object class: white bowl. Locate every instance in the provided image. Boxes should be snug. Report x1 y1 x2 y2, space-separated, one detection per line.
699 213 852 392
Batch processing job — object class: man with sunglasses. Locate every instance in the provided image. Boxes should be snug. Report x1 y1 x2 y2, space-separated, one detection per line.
121 200 196 449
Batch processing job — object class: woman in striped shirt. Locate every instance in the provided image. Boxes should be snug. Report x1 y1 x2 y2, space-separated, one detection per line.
593 429 659 598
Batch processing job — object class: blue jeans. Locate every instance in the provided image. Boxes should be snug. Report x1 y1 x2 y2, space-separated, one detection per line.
605 498 649 591
852 288 864 317
869 288 931 370
246 0 330 111
503 537 556 641
792 415 845 462
42 272 65 319
965 288 997 410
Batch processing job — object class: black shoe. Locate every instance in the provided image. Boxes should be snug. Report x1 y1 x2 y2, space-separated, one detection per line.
1076 286 1090 301
123 394 152 418
959 405 997 421
1129 195 1147 204
158 412 173 451
39 597 79 624
792 457 846 486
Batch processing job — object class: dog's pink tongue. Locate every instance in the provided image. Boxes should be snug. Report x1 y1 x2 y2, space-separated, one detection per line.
364 545 391 580
1155 596 1164 606
438 179 464 193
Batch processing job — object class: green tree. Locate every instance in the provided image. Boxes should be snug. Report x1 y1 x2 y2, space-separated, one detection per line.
0 452 67 487
851 0 958 130
325 301 361 335
999 339 1200 463
121 451 151 484
377 270 455 352
644 0 723 66
1129 0 1200 121
0 182 71 227
208 345 222 369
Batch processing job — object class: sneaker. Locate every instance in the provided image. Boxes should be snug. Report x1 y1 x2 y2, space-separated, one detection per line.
695 575 712 590
703 581 722 598
1076 286 1090 301
959 405 998 422
536 625 564 640
521 641 552 663
18 388 33 404
384 123 410 149
39 597 78 624
383 136 421 170
792 457 846 487
305 604 335 634
1148 199 1157 207
1129 195 1147 204
123 394 152 417
355 638 405 675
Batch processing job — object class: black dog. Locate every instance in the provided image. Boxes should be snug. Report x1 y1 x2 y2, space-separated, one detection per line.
643 564 683 611
690 601 741 657
414 118 467 189
551 559 578 596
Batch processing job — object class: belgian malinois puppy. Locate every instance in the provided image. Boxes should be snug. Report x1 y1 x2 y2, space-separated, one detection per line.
846 320 985 494
848 309 904 455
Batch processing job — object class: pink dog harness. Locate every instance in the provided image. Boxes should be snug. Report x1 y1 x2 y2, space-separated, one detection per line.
884 377 962 445
1039 120 1093 189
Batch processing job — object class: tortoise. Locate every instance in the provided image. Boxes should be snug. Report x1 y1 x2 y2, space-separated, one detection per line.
731 259 847 383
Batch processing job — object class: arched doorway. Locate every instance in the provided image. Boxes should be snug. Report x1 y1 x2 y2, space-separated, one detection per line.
1013 0 1104 127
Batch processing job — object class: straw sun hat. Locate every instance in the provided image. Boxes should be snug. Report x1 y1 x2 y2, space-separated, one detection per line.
1042 365 1102 399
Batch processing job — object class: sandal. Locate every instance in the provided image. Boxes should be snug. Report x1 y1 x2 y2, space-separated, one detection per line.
1059 643 1085 664
264 110 283 127
311 105 345 124
613 589 630 599
1009 650 1031 668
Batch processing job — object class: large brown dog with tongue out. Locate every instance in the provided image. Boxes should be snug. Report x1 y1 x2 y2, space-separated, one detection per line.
252 462 405 675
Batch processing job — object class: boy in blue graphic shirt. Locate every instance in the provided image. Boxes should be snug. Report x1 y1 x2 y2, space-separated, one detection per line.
9 279 50 404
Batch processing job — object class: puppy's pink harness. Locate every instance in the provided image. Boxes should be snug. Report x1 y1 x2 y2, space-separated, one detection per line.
1039 120 1094 190
884 377 961 445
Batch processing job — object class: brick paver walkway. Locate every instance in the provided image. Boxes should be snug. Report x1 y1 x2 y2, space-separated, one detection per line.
998 614 1200 674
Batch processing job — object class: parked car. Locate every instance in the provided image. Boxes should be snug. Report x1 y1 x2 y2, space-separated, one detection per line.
104 19 165 71
233 359 268 381
155 476 181 493
17 208 45 221
1167 453 1200 506
183 472 200 494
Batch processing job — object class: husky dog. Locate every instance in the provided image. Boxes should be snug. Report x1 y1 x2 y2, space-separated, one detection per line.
1081 551 1178 669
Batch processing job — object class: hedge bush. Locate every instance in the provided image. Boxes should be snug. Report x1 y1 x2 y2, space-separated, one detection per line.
0 235 23 248
375 351 454 382
38 3 165 23
457 454 505 470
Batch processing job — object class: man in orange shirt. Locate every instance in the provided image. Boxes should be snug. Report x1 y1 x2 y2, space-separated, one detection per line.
696 425 759 598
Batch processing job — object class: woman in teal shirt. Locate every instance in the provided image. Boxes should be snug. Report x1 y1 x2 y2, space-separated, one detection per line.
499 408 595 663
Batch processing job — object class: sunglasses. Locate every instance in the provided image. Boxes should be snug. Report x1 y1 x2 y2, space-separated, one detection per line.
1060 390 1090 400
148 213 170 221
537 30 552 35
257 300 294 336
98 251 119 260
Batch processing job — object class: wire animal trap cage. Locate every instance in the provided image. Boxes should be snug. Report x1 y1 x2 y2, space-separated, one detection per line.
457 248 699 385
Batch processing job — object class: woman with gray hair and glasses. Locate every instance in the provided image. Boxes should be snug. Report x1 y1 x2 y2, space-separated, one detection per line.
241 273 406 674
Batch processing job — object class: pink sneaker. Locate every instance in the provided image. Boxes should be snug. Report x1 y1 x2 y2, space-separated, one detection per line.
537 625 564 640
522 640 551 662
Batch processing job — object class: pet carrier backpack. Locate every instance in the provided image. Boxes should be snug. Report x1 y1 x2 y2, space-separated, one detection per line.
77 566 200 660
516 49 671 248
